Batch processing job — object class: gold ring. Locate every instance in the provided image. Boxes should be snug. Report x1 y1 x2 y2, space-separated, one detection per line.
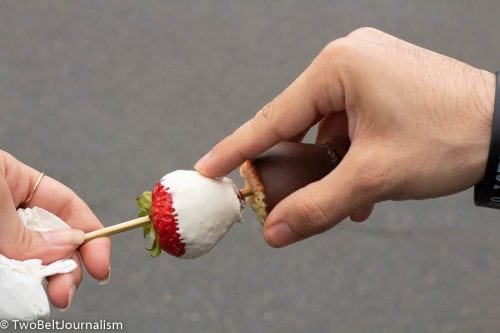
22 172 45 207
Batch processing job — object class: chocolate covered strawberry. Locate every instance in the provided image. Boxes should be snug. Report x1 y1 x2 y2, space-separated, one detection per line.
136 170 244 258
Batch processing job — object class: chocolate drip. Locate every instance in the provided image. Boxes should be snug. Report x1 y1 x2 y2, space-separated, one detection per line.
251 142 340 214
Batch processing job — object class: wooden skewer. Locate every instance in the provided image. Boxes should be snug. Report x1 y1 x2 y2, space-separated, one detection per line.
83 187 255 243
239 187 254 198
83 216 151 243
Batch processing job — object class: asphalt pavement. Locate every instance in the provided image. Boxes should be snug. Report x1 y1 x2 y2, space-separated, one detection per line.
1 1 500 332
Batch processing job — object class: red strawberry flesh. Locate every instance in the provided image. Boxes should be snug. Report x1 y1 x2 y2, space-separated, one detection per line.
151 182 185 257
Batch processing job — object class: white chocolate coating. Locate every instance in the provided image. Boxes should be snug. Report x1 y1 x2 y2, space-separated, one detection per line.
160 170 243 259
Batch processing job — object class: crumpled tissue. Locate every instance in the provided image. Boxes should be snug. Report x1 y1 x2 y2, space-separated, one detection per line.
0 207 77 320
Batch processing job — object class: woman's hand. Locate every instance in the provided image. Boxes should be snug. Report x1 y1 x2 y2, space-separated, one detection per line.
0 150 111 310
195 28 495 248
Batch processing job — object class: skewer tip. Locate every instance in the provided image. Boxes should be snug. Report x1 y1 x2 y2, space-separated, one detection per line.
239 187 254 199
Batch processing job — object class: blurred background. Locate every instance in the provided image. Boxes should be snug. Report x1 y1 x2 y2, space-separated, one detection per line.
1 1 500 332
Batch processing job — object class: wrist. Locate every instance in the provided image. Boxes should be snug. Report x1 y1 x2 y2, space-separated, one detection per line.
474 71 500 207
469 70 496 183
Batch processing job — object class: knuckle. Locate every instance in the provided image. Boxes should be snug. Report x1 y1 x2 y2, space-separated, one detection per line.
319 38 364 74
320 38 354 60
253 100 284 140
347 27 383 39
320 28 389 70
258 100 276 123
0 150 14 175
292 195 332 237
55 195 78 222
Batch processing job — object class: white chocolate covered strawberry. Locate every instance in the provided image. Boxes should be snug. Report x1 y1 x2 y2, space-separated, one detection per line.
137 170 243 258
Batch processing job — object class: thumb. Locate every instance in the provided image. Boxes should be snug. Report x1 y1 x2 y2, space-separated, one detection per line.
35 229 84 263
263 145 386 247
4 225 84 264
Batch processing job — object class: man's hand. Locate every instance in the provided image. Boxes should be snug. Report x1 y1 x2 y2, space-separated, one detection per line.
0 150 111 310
195 27 495 248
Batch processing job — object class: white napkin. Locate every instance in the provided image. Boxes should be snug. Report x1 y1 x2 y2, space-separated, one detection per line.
0 207 77 320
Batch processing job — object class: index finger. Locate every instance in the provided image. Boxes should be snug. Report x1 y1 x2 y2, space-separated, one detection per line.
195 43 346 177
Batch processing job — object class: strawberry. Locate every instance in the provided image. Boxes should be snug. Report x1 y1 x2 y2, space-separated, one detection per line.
136 170 244 259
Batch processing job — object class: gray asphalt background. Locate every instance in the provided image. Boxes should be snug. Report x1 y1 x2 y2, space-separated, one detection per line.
2 1 500 332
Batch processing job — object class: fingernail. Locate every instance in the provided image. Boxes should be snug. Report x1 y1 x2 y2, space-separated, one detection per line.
98 266 111 286
60 285 76 312
42 229 84 246
264 223 300 248
194 151 211 171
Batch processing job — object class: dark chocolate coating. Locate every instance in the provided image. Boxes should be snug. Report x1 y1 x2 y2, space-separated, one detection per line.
251 142 340 214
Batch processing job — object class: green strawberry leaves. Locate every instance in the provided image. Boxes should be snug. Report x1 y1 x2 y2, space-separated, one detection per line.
136 191 162 258
150 235 162 257
137 191 152 215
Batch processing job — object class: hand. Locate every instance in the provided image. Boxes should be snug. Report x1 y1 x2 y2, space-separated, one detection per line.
0 150 111 310
195 27 495 248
